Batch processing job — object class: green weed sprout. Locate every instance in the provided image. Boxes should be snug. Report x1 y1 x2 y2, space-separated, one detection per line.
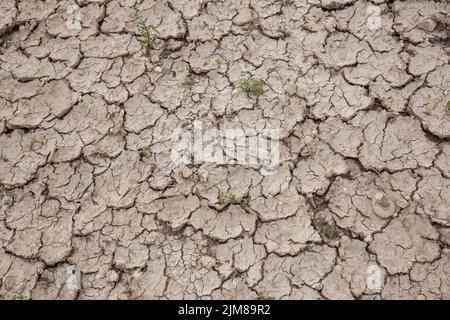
138 20 157 55
239 72 265 97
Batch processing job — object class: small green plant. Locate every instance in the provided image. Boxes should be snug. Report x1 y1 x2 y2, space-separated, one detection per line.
194 186 203 195
445 100 450 114
218 191 233 204
256 292 274 300
240 198 251 213
312 217 340 241
182 78 198 89
11 294 28 300
239 72 265 97
280 0 294 7
99 148 110 159
215 58 223 69
117 129 127 137
137 19 157 54
30 137 43 149
138 147 152 158
129 10 138 19
123 286 133 300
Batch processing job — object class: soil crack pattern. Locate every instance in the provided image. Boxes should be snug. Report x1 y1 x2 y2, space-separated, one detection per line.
0 0 449 300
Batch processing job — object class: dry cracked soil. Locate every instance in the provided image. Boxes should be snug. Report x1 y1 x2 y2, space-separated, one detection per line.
0 0 449 300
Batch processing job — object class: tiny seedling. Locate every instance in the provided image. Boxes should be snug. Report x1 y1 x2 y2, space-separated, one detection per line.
256 292 274 300
123 286 133 300
138 147 152 158
30 137 43 149
182 78 198 90
312 217 340 241
445 100 450 114
240 198 251 213
425 108 434 116
280 0 294 7
194 186 203 195
215 58 223 69
11 294 28 300
239 72 265 97
99 148 110 159
137 19 157 54
129 10 138 19
218 191 233 204
117 129 127 138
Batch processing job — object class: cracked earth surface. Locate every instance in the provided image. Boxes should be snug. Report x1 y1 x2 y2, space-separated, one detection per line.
0 0 449 300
